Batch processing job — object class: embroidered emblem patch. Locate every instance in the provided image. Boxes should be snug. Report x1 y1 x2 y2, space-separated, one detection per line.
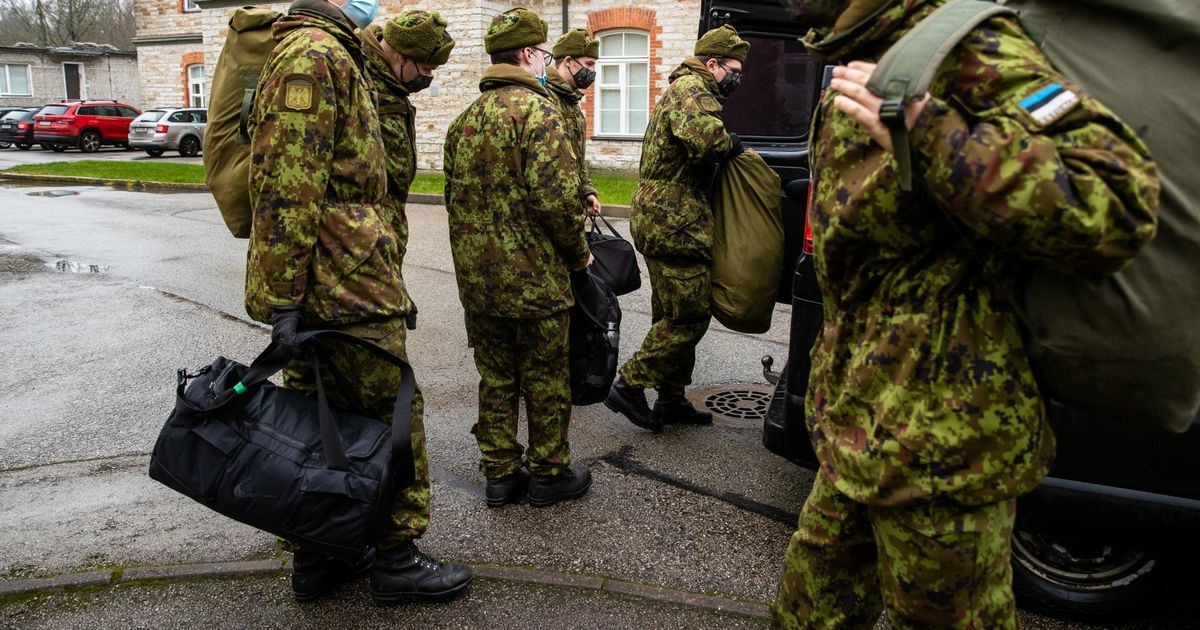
284 80 313 111
1019 82 1080 126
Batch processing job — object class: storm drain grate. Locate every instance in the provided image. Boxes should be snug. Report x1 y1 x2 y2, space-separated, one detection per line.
685 384 773 429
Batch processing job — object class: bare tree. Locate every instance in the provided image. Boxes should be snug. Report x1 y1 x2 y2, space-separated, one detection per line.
0 0 136 49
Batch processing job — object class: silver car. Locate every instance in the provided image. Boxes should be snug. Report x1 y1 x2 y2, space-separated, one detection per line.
128 108 207 157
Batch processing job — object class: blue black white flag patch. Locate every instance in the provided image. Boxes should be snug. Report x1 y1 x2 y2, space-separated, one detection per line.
1019 83 1080 126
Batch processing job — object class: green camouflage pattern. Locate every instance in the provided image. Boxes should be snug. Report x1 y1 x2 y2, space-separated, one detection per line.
465 312 572 478
545 69 597 201
282 320 430 545
772 473 1017 629
629 58 733 262
618 260 711 395
244 1 406 327
361 23 418 314
443 63 590 318
803 0 1158 509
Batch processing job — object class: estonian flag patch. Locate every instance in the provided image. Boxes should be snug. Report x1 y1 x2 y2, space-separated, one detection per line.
1019 82 1080 126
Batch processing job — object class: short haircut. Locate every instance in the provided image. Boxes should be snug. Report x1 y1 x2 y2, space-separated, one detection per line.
490 48 523 65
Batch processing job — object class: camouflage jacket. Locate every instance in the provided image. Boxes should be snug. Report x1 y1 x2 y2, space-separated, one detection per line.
803 0 1160 507
629 59 733 262
545 69 596 202
360 23 417 315
245 0 407 327
443 64 590 318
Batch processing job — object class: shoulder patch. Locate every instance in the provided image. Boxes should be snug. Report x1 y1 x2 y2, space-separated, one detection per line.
697 92 722 115
280 74 318 113
1018 82 1079 126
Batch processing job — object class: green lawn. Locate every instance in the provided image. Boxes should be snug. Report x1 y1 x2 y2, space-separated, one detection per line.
5 162 639 205
4 160 206 184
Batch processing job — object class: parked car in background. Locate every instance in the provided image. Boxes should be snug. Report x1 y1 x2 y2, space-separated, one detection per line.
32 100 141 153
0 108 42 150
128 108 207 157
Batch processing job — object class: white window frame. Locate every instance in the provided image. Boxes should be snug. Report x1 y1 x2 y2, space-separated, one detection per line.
595 29 650 139
62 62 86 99
187 64 205 107
183 0 200 13
0 64 33 97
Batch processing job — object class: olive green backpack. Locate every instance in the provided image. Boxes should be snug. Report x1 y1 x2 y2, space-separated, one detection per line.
867 0 1200 432
202 7 282 239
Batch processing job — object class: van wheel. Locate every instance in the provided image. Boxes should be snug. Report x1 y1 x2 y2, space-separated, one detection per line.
1011 527 1162 620
16 143 32 150
145 148 164 157
79 130 101 153
178 135 200 157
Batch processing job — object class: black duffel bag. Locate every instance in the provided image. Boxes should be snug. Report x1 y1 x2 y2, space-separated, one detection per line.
586 215 641 296
569 270 621 405
148 330 415 564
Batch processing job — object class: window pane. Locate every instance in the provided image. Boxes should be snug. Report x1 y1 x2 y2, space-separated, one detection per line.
600 65 619 85
599 34 622 57
626 87 646 111
627 110 647 135
0 68 8 94
189 65 203 80
628 63 648 87
11 66 29 94
625 34 648 57
599 88 620 110
600 111 620 134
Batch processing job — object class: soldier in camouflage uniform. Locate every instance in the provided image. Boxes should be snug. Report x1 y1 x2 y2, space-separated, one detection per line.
605 25 749 432
771 1 1159 627
547 28 601 215
245 0 470 603
443 7 593 508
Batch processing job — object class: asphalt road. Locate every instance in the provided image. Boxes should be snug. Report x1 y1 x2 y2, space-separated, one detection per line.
0 144 203 167
0 183 1195 628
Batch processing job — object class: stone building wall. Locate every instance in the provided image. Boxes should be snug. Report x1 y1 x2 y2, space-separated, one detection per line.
0 48 140 107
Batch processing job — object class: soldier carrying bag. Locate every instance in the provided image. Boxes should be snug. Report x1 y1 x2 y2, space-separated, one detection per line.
867 0 1200 433
148 331 417 563
203 7 282 239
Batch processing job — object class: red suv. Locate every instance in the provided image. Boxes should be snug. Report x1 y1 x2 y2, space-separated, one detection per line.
33 100 142 153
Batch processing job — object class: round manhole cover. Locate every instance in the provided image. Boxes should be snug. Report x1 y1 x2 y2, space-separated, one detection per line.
685 383 773 429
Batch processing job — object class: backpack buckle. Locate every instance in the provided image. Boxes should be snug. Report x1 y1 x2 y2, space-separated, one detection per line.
879 98 906 127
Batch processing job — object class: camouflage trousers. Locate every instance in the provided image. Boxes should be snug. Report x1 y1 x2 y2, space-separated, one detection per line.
282 319 429 550
465 311 572 478
618 258 712 395
772 473 1017 629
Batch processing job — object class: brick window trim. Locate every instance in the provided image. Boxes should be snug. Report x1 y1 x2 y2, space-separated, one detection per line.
181 52 204 107
582 8 662 140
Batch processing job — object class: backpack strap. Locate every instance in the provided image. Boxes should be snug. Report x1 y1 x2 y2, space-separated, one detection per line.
237 73 258 146
867 0 1017 191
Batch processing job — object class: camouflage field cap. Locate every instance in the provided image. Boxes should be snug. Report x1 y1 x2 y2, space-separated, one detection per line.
383 10 455 66
484 7 548 54
694 24 750 61
552 28 599 59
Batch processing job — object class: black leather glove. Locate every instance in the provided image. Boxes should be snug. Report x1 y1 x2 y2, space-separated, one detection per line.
727 132 745 159
269 306 304 357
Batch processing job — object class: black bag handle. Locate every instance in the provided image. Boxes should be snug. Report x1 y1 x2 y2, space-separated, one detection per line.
588 214 627 240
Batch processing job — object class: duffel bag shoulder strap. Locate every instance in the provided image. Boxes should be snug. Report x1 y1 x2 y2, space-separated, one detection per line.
866 0 1016 191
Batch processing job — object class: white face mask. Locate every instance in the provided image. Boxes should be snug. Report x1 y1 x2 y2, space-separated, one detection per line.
340 0 378 29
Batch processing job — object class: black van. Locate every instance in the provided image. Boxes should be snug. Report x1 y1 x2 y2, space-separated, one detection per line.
699 0 1200 619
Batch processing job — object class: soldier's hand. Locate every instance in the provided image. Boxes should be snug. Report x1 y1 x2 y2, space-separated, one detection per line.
830 61 929 153
727 132 745 159
269 306 305 358
584 194 601 216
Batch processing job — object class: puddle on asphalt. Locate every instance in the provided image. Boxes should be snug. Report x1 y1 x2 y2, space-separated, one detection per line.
25 189 80 197
53 260 109 274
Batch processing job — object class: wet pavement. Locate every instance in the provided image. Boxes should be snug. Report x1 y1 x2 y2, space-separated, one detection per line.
0 185 1197 628
0 145 202 168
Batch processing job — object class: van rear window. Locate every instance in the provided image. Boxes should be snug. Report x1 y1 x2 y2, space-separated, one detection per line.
721 35 821 141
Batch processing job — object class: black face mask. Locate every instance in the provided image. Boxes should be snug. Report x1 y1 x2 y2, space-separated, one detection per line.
569 60 596 90
716 63 742 97
400 60 433 93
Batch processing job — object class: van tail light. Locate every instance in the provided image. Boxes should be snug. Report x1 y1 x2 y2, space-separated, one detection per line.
155 124 169 134
803 180 815 255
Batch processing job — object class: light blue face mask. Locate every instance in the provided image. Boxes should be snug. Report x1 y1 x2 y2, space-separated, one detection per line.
340 0 378 29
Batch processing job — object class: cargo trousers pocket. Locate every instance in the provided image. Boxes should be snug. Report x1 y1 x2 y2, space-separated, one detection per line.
659 264 711 324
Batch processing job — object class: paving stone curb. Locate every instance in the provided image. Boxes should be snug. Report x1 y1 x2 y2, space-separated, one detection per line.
0 175 633 218
0 561 768 618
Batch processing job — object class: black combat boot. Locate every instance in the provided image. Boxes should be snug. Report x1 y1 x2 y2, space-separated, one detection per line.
605 377 662 432
527 463 593 507
291 548 373 602
652 392 713 425
485 468 531 508
369 540 473 603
